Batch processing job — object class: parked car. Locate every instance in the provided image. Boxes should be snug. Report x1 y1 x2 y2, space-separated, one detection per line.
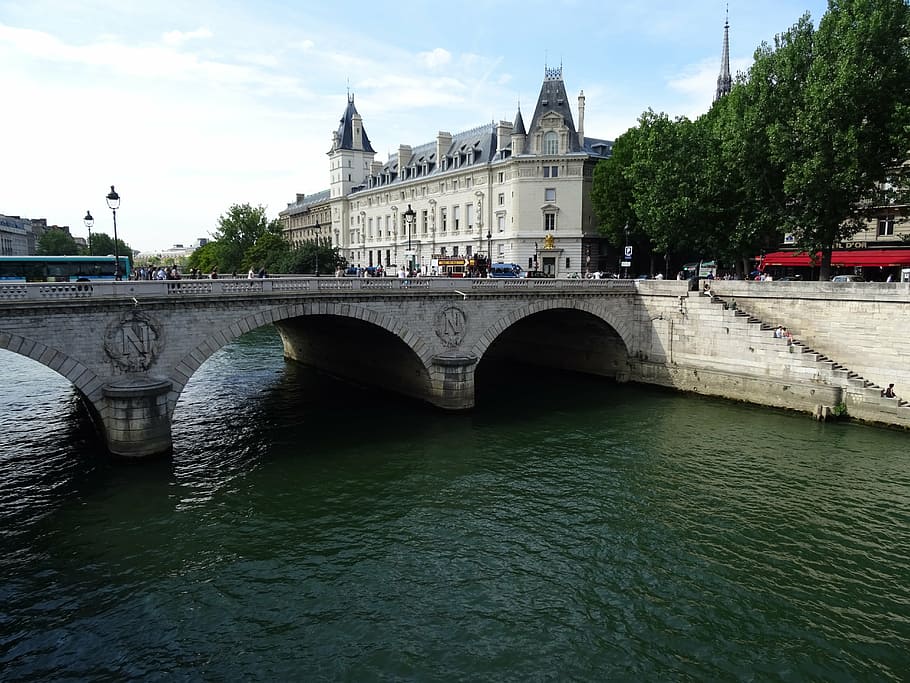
831 274 865 282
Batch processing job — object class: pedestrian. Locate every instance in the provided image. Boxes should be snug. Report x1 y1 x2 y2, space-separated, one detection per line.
882 383 896 398
210 267 218 279
248 266 255 279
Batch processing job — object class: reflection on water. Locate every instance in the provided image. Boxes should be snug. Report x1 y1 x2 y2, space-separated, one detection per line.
0 327 908 680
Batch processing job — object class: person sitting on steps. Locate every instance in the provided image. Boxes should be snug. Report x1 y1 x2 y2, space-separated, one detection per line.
882 383 896 398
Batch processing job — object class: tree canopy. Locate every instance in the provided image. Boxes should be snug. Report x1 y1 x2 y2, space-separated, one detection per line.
36 229 79 255
590 0 910 279
210 203 282 274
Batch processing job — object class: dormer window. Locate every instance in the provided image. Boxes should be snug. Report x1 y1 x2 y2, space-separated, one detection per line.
544 132 558 155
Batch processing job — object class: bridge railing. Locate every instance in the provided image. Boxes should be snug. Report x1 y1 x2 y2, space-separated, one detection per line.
0 277 650 302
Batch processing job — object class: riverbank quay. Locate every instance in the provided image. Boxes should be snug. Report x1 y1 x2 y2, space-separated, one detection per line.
629 280 910 429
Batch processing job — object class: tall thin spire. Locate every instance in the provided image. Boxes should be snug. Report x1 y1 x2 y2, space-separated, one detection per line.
715 6 732 101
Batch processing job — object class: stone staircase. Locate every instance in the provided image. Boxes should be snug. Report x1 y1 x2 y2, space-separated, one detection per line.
702 290 910 418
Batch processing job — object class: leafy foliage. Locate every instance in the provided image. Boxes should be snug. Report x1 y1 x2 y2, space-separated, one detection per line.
185 241 221 274
278 240 346 275
210 203 281 274
87 231 132 262
590 0 910 280
36 229 79 255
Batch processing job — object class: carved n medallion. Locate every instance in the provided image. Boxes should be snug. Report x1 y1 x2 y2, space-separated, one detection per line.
434 305 467 348
104 309 163 373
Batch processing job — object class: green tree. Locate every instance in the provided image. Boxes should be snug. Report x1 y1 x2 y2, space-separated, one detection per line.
37 229 79 255
279 239 346 275
592 127 640 246
186 241 221 275
626 110 704 269
211 203 279 274
87 231 132 262
764 1 910 278
246 231 290 274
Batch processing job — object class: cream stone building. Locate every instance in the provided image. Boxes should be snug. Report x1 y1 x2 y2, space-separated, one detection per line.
281 67 614 276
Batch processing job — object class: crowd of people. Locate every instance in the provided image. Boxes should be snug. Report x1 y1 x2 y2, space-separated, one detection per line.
130 265 272 280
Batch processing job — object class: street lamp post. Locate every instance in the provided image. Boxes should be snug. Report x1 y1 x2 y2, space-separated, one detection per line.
83 210 94 255
105 185 121 280
403 204 416 274
623 224 630 279
487 229 492 273
313 220 320 277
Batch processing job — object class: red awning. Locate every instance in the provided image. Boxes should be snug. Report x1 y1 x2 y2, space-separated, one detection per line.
759 249 910 268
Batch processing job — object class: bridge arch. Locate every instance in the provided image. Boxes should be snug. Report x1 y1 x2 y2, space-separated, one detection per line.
469 297 635 361
0 332 106 406
171 300 434 410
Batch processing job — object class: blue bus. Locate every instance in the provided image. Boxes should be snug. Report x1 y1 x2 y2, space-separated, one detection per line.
0 255 131 282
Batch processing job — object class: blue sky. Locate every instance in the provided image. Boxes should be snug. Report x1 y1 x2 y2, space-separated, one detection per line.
1 0 829 252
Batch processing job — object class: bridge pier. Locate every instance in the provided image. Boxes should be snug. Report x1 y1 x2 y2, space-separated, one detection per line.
430 353 478 410
101 377 173 457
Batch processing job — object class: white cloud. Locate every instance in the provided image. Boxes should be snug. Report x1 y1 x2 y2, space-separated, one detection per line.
162 27 213 46
418 48 451 69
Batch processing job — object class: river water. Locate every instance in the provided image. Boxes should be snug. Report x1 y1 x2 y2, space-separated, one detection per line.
1 326 908 681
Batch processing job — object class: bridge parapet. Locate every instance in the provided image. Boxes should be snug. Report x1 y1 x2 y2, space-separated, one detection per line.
0 277 640 303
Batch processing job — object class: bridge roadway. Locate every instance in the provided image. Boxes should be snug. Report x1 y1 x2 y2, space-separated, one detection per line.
0 277 652 457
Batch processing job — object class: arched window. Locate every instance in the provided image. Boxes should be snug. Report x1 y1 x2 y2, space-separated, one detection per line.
544 131 558 155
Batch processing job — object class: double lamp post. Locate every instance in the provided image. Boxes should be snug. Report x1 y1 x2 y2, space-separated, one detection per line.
86 185 122 278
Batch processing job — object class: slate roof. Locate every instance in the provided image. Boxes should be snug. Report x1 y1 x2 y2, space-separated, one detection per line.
334 94 376 153
283 189 330 214
526 66 581 153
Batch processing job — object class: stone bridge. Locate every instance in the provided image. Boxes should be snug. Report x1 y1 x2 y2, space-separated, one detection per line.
2 277 908 457
0 277 662 456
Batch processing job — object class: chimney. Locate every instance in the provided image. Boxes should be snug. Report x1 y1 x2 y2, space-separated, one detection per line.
436 131 452 168
398 144 412 168
577 90 585 147
496 121 513 154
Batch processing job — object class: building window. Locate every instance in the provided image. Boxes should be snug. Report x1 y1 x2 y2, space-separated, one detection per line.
544 214 556 231
440 246 447 256
566 257 571 269
498 171 505 183
466 203 474 230
879 216 895 236
498 193 505 206
453 246 459 256
543 165 558 178
544 131 558 155
466 246 472 257
441 208 447 232
545 188 556 202
454 206 460 231
498 215 505 233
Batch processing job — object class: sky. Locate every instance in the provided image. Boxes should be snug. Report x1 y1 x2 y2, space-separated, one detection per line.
0 0 830 253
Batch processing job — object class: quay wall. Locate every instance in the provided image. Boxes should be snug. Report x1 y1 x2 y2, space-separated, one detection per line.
631 282 910 428
705 281 910 396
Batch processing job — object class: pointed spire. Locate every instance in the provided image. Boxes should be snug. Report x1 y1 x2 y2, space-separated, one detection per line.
513 103 526 136
715 6 732 101
332 92 375 153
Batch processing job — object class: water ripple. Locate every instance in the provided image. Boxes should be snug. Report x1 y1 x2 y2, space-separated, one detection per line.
1 337 909 680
